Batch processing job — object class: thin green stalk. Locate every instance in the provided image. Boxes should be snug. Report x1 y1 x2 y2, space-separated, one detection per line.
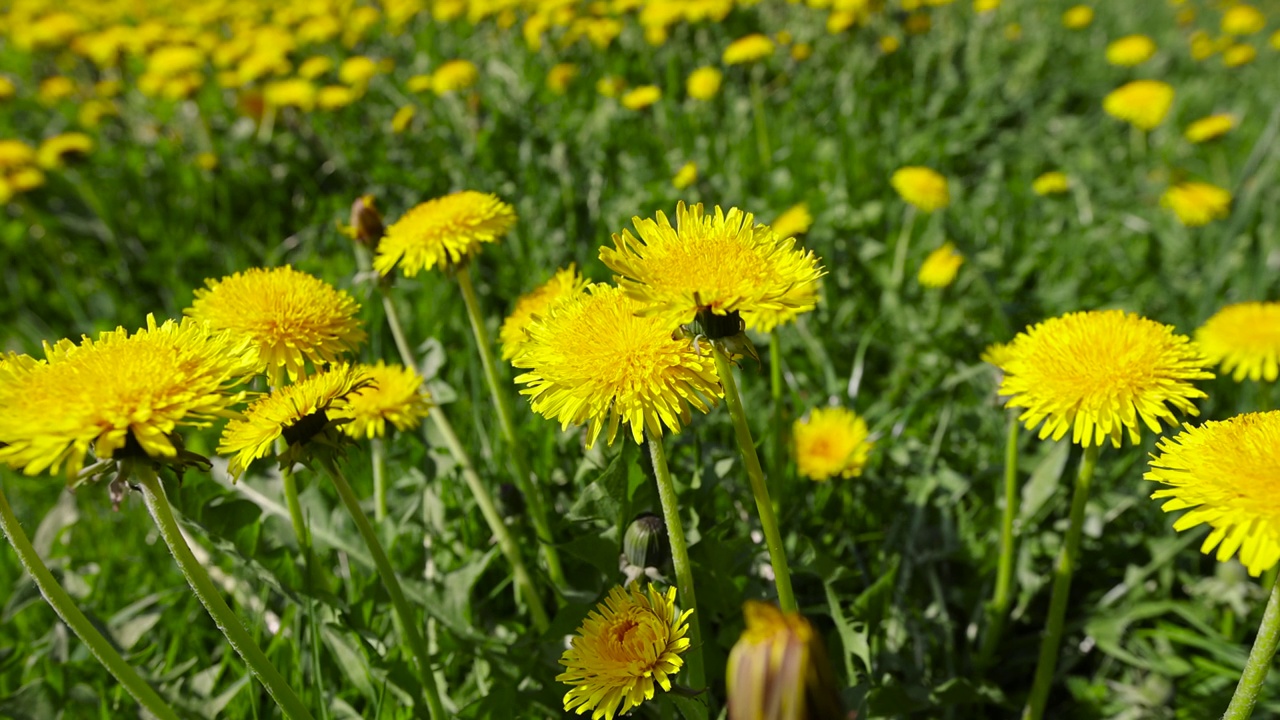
454 265 566 591
372 437 388 522
769 332 785 499
379 288 417 371
712 344 796 612
0 479 181 720
648 437 705 692
749 71 771 170
1022 444 1100 720
321 459 446 720
279 461 311 551
134 468 316 720
978 411 1020 668
1223 572 1280 720
889 204 918 293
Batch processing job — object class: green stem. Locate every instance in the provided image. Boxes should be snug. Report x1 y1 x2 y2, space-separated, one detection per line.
454 265 566 592
978 411 1020 668
1223 572 1280 720
749 71 771 170
712 344 796 612
648 437 705 692
372 437 388 522
321 459 445 720
279 462 311 551
769 332 785 502
889 204 918 293
379 288 417 372
1022 444 1100 720
135 468 316 720
0 478 181 720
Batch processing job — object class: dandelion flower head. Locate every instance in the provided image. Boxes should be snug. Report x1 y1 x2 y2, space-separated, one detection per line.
557 584 692 720
0 316 257 478
723 33 775 65
1147 412 1280 576
36 132 93 169
600 202 825 333
1222 44 1256 68
686 66 722 100
1222 4 1266 36
621 85 661 110
547 63 578 94
431 59 479 94
918 242 964 288
1103 80 1175 131
1196 302 1280 382
187 266 366 386
1032 171 1070 196
513 283 720 448
994 310 1212 447
339 361 432 439
793 407 874 481
499 264 588 362
770 203 813 239
891 166 950 212
1184 114 1236 143
1062 5 1094 29
1161 181 1231 227
374 191 517 276
672 162 698 190
1106 34 1157 66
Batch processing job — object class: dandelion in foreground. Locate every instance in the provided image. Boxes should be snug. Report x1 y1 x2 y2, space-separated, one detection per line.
1103 80 1174 131
1162 181 1231 227
187 266 366 386
993 310 1212 447
374 191 517 276
498 264 588 362
918 242 964 288
599 202 824 333
339 361 432 439
1105 34 1157 66
1196 302 1280 382
513 284 720 447
793 407 874 481
0 316 256 478
1185 114 1236 143
723 33 775 65
726 601 844 720
891 166 950 212
557 584 692 720
1032 171 1070 196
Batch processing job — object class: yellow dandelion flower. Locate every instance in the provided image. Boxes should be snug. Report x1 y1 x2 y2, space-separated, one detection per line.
599 202 825 333
513 284 720 447
0 316 257 478
391 104 416 133
726 602 845 720
1271 29 1280 50
1062 5 1093 29
1195 302 1280 382
196 152 218 171
263 78 317 111
218 365 367 478
499 264 588 362
1103 80 1175 131
374 191 517 276
547 63 578 95
338 56 380 86
891 166 950 212
791 42 814 61
1161 181 1231 227
36 133 93 170
0 77 15 101
918 242 964 288
994 310 1212 448
0 140 36 170
974 0 1000 13
1222 4 1266 36
905 12 932 35
792 407 874 481
981 341 1014 368
297 56 334 79
147 45 204 78
1184 114 1236 143
723 33 775 65
771 203 813 239
1147 412 1280 576
186 266 366 386
687 66 722 100
1176 7 1196 27
828 10 857 34
338 361 432 439
78 99 117 130
672 162 698 190
597 76 627 98
37 76 76 105
1032 171 1070 196
621 85 661 110
431 59 479 95
1106 34 1157 66
1190 31 1217 61
317 85 357 110
557 584 692 720
1222 43 1257 67
8 167 45 193
406 74 434 94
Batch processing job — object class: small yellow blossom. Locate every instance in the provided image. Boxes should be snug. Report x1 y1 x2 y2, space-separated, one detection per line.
673 162 698 190
1161 182 1231 227
1032 171 1070 196
686 66 722 101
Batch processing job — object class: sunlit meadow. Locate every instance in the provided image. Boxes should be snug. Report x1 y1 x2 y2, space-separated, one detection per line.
2 0 1279 718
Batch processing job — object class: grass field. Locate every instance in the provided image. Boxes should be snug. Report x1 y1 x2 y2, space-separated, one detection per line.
2 0 1280 718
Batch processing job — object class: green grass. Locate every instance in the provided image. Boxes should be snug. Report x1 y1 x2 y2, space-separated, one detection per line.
3 0 1280 718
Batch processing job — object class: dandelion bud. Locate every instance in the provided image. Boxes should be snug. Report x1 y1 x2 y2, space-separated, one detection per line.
726 602 845 720
347 194 385 248
624 513 669 570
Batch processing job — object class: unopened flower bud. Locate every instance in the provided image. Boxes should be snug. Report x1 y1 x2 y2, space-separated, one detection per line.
727 602 845 720
345 194 385 248
624 513 669 570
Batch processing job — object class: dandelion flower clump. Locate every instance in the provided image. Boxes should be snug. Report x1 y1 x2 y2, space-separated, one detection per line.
723 33 775 65
514 284 720 447
918 242 964 288
793 407 874 481
1161 181 1231 227
993 310 1212 447
1146 412 1280 576
1196 302 1280 382
0 316 256 478
891 166 950 212
187 266 366 385
374 191 517 276
339 361 432 439
499 264 588 361
1032 171 1070 196
1103 80 1175 131
557 584 692 720
600 202 825 333
1184 114 1236 143
1105 35 1157 66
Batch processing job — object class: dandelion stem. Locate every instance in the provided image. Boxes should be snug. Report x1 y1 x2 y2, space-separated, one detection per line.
0 477 182 720
454 265 567 593
1222 571 1280 720
978 411 1020 669
320 458 446 720
713 344 797 613
372 437 388 522
134 467 316 720
889 204 918 293
279 461 311 551
749 71 772 170
769 332 785 502
648 436 705 693
1022 443 1099 720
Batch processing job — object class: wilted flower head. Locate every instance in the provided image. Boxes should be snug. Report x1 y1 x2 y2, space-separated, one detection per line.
918 242 964 288
1161 181 1231 227
891 166 950 212
793 406 875 481
374 191 517 276
723 33 775 65
340 194 385 247
1103 80 1175 131
726 602 844 720
499 264 588 362
1196 302 1280 382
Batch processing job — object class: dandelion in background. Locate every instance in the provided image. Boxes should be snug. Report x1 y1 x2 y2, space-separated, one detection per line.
1103 80 1175 131
431 59 478 95
918 242 964 288
374 191 517 276
1185 114 1236 143
891 166 950 212
498 264 588 362
263 78 317 112
337 56 379 87
621 85 661 110
391 105 415 133
317 85 356 109
547 63 577 95
557 585 693 720
1105 34 1157 66
1223 44 1257 67
596 75 626 98
1062 5 1093 29
672 161 698 190
792 407 874 481
1196 302 1280 382
1032 171 1070 196
1222 4 1266 36
770 202 813 239
35 132 92 169
686 66 722 100
297 56 333 79
723 33 775 65
1162 181 1231 227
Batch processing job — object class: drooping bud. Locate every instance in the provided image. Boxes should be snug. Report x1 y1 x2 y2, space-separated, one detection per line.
726 601 845 720
342 194 385 249
624 513 670 570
